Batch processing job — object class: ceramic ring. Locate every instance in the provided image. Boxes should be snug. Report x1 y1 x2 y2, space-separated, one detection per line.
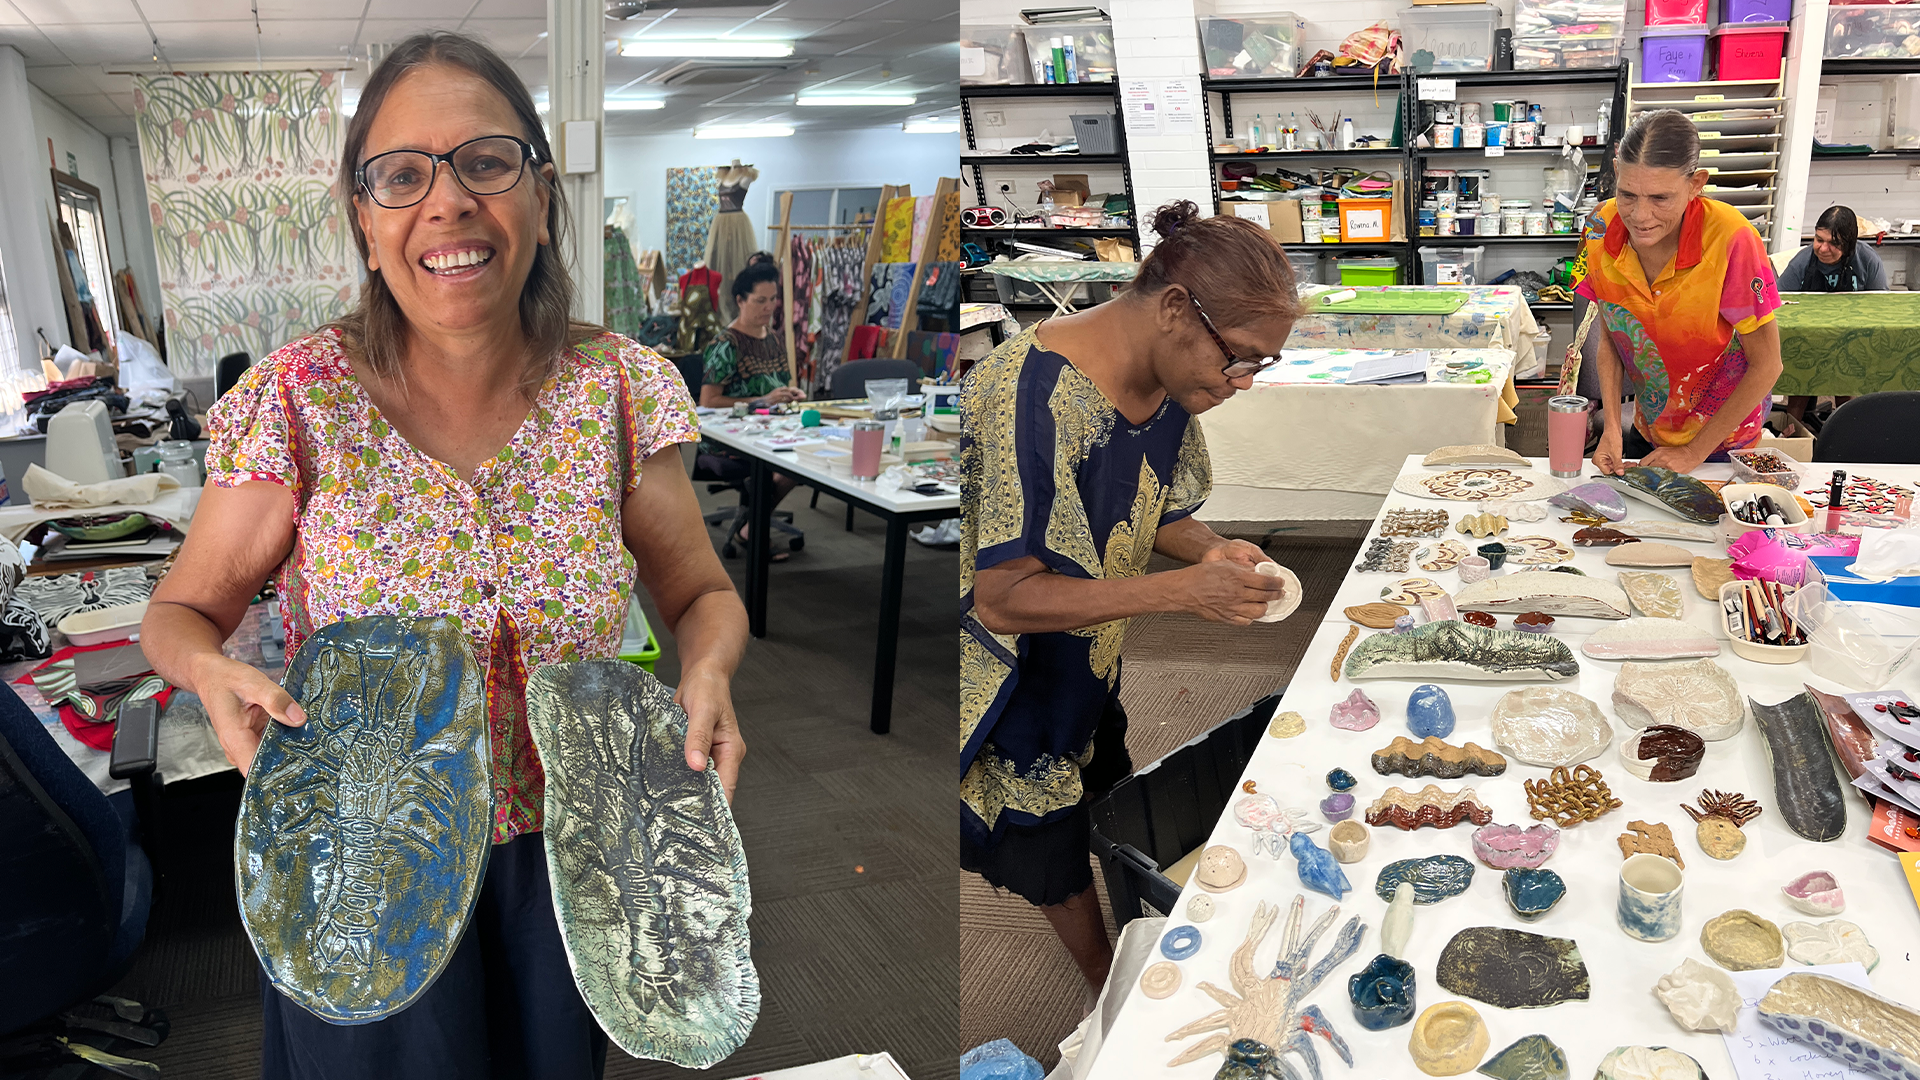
1139 960 1182 999
1161 924 1202 961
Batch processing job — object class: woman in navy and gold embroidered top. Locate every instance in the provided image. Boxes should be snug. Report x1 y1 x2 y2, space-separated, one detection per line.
959 201 1303 991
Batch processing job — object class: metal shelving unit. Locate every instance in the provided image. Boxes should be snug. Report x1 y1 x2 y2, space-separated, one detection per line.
958 81 1140 265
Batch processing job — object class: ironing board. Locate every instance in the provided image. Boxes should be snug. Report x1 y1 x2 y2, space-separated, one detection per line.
982 261 1139 317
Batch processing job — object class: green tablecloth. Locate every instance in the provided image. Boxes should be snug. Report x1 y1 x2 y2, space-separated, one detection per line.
1773 292 1920 396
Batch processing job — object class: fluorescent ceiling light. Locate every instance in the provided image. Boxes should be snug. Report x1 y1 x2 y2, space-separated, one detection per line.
694 124 795 139
605 99 666 111
903 119 959 133
796 93 916 107
620 40 793 58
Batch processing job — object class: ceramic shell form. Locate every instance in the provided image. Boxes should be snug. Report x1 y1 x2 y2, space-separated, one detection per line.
1611 660 1745 741
1365 785 1494 830
1757 973 1920 1080
1804 686 1880 784
526 660 758 1066
1751 692 1849 842
1372 735 1508 779
1782 919 1879 970
1550 482 1629 521
1343 620 1581 682
237 616 492 1025
1601 466 1726 525
1471 822 1560 869
1375 854 1477 904
1581 618 1720 661
1435 926 1589 1009
1502 868 1566 922
1489 687 1613 767
1618 571 1685 619
1654 957 1741 1033
1617 726 1706 783
1458 513 1509 538
1455 572 1631 619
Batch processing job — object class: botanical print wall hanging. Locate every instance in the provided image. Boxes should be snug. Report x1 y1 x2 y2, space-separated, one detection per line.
135 71 354 377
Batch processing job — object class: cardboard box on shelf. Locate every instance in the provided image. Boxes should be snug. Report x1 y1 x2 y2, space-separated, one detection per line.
1052 174 1091 208
1224 199 1305 244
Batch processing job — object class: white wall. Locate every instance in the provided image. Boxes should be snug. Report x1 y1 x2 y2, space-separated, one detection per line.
30 86 131 325
602 127 961 260
0 47 68 366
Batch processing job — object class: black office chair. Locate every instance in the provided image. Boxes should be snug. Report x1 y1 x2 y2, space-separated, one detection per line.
214 352 251 400
674 354 805 559
0 681 168 1074
1813 393 1920 464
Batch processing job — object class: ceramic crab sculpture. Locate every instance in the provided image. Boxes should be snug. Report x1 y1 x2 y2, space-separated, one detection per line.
1235 795 1323 859
1167 894 1366 1080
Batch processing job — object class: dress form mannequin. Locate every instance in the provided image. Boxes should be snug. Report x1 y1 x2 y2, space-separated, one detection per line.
704 160 760 321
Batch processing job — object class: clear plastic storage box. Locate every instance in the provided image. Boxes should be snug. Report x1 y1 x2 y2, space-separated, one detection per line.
1824 4 1920 61
1515 33 1624 68
960 25 1032 84
1199 12 1306 78
1017 21 1118 84
1514 0 1627 38
1421 245 1487 285
1400 4 1500 72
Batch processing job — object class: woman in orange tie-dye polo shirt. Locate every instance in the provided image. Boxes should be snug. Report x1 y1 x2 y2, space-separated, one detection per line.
1576 108 1784 476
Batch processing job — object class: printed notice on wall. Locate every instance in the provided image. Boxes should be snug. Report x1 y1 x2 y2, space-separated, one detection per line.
1121 79 1161 136
1161 77 1200 134
1724 963 1875 1080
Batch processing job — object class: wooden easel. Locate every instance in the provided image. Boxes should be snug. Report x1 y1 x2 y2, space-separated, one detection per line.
889 176 960 360
846 183 904 367
775 190 796 387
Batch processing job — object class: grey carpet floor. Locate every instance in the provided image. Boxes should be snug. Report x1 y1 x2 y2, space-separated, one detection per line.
956 534 1364 1068
109 483 959 1080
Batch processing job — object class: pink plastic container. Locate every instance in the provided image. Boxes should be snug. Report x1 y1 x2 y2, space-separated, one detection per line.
850 421 884 479
1712 23 1788 80
1645 0 1708 26
1641 25 1710 80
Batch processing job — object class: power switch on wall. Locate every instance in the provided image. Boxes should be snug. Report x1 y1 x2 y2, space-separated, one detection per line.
1908 164 1920 181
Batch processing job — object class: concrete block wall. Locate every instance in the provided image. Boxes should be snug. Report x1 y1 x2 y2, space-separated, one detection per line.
1112 0 1217 238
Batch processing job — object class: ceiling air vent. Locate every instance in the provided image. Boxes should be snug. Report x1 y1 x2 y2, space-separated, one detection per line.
607 0 780 17
649 60 797 86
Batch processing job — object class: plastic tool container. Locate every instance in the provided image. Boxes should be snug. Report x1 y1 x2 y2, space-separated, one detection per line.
1719 0 1791 24
1712 23 1789 80
1824 5 1920 60
1198 12 1306 78
1400 4 1500 72
1338 258 1401 286
1288 250 1324 286
1645 0 1708 26
1069 113 1117 154
1421 245 1486 285
960 25 1031 84
1514 34 1624 68
1337 197 1395 242
1018 21 1117 83
1641 26 1711 80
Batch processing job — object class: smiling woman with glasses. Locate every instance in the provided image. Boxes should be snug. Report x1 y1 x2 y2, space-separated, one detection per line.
141 31 750 1080
959 199 1303 993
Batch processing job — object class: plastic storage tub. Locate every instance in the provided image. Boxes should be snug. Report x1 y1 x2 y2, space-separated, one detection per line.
1646 0 1709 26
1068 113 1117 154
1515 0 1625 36
1719 0 1792 24
1400 4 1500 72
1018 21 1117 84
1287 250 1324 286
1515 33 1624 69
960 25 1031 84
1199 12 1306 78
1337 197 1395 242
618 598 661 672
1824 5 1920 60
1713 23 1789 80
1641 25 1711 80
1421 245 1487 285
1338 257 1401 285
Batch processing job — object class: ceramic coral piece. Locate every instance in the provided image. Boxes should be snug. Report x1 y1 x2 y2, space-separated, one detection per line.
1702 909 1786 971
1682 789 1762 860
1616 519 1723 544
1504 536 1576 566
1612 660 1745 741
1330 688 1382 731
1803 686 1878 784
1425 444 1532 468
1418 540 1473 573
1477 1035 1569 1080
1382 508 1454 537
1328 820 1369 863
1601 466 1724 525
1485 499 1549 522
1512 611 1555 633
1254 561 1304 623
1502 868 1566 922
1654 958 1740 1033
1458 512 1509 538
1373 736 1507 780
1551 481 1630 521
1270 710 1306 738
1783 919 1879 970
1164 895 1365 1072
1409 1001 1490 1077
1320 793 1355 822
1374 855 1476 905
1455 571 1631 619
1407 684 1456 739
1617 726 1705 783
1187 894 1215 923
1463 611 1498 628
1752 692 1849 843
1345 602 1409 629
1436 927 1589 1009
1573 526 1639 546
1617 852 1684 943
1594 1046 1708 1080
1471 823 1559 870
1343 620 1580 682
1782 871 1845 916
1527 765 1622 827
1691 557 1736 600
1618 571 1684 619
1365 786 1493 830
1356 537 1418 573
1617 820 1685 868
1395 467 1567 503
1757 972 1920 1080
1606 542 1695 568
1140 961 1182 999
1381 577 1449 605
1382 881 1416 958
1195 845 1248 892
1349 954 1417 1030
1289 832 1351 900
1582 618 1720 661
1489 686 1612 767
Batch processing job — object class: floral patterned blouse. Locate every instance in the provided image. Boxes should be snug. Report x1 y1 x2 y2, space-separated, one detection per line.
206 328 700 843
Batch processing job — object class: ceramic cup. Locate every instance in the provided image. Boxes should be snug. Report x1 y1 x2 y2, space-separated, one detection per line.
1459 555 1491 584
1618 852 1684 942
1477 543 1509 571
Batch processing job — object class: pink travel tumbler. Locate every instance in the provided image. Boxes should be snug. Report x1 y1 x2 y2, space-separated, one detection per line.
1548 395 1588 477
850 420 885 480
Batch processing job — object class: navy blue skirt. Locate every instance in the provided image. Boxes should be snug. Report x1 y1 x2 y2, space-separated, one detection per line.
260 832 608 1080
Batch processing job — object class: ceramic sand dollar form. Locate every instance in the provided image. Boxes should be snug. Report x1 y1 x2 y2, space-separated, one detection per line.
526 660 757 1066
237 616 493 1024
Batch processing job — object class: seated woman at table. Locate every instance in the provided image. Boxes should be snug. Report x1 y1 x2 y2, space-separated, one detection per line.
1776 205 1886 434
699 255 807 558
1578 108 1784 476
959 201 1299 994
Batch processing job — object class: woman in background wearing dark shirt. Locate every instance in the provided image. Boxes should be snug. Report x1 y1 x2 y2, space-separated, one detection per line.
1777 205 1888 435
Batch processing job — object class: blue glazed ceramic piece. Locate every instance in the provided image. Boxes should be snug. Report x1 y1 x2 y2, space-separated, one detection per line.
1289 832 1352 900
1617 853 1685 943
1320 792 1355 822
1503 868 1566 922
1327 768 1359 792
1374 855 1475 905
1478 1034 1570 1080
1407 684 1456 739
1757 972 1920 1080
237 616 492 1025
1161 924 1202 961
1549 482 1628 522
1603 466 1724 525
526 660 758 1066
1393 614 1416 633
1348 953 1416 1031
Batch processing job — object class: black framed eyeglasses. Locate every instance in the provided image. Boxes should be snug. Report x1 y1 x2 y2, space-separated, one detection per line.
1189 294 1280 378
356 135 539 209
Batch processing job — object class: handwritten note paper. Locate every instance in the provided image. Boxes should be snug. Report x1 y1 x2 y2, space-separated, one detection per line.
1725 963 1874 1080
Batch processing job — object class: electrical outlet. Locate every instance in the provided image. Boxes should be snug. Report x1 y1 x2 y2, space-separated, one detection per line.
1909 164 1920 181
982 110 1005 127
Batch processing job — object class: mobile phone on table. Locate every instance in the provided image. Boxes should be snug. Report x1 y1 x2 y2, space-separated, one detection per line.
110 698 160 779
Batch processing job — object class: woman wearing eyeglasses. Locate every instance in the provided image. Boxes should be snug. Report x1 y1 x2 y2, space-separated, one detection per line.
142 32 748 1079
959 200 1299 995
